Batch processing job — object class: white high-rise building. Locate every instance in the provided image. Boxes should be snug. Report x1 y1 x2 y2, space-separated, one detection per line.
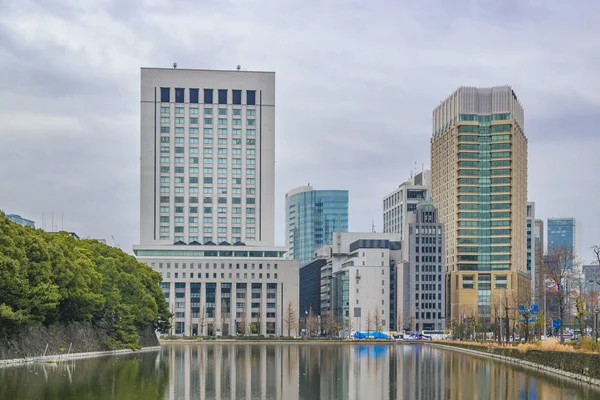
135 68 299 337
382 170 430 240
140 68 275 246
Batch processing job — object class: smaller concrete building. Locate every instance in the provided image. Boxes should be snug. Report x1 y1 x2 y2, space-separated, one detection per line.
134 243 299 337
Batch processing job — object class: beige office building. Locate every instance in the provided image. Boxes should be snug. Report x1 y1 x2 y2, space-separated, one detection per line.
431 86 530 321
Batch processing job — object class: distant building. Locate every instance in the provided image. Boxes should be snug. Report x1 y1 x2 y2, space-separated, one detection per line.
533 219 544 301
547 218 578 255
6 214 35 228
527 203 537 301
285 186 348 266
382 170 430 243
399 201 445 331
318 232 404 332
299 257 327 318
583 265 600 294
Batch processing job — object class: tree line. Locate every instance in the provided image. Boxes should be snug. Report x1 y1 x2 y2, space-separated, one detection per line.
0 212 170 348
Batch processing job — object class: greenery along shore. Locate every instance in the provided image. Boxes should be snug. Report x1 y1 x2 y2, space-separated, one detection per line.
0 212 170 349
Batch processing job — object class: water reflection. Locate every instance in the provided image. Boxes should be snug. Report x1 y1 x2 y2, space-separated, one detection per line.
1 343 599 399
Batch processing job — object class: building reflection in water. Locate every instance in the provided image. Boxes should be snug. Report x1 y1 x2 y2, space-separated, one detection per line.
162 343 600 400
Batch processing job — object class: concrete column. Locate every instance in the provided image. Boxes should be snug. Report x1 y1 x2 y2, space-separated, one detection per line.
261 283 267 335
200 282 207 336
230 285 237 336
215 283 222 335
185 281 191 336
246 284 252 335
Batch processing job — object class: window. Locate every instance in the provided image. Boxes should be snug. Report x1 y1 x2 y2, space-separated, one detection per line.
247 119 256 126
232 129 241 135
160 87 170 102
232 89 242 105
218 118 227 125
247 139 256 145
247 207 255 214
233 109 242 115
204 108 213 115
175 107 184 114
232 119 242 125
190 117 198 124
160 117 170 124
160 106 170 114
204 89 213 104
247 159 256 165
204 118 213 125
247 168 255 175
247 109 256 116
247 90 256 105
160 126 170 133
218 89 228 104
175 88 184 103
190 88 199 103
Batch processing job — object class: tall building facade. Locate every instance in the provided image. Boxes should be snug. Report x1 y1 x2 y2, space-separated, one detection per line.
431 86 530 320
285 186 348 266
533 218 544 301
136 68 299 336
399 201 445 331
140 68 275 246
382 170 430 241
547 218 577 254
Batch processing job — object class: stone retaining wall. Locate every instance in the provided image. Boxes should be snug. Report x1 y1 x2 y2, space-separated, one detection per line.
0 322 158 361
433 342 600 386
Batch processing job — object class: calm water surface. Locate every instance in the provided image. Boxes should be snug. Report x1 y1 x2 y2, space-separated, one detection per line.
1 343 599 400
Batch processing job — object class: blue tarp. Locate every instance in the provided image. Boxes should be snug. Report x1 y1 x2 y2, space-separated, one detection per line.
353 331 389 339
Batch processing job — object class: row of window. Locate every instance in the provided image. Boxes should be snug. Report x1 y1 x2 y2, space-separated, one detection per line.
160 127 256 136
161 106 256 116
161 138 255 147
165 271 277 280
160 226 257 234
160 167 257 181
161 236 251 242
160 177 256 188
160 116 257 126
161 88 256 105
160 216 255 224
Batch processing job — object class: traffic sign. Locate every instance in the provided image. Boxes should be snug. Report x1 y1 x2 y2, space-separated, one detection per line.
552 319 561 329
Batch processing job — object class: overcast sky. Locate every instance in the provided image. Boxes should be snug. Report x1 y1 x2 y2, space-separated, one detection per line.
1 0 599 262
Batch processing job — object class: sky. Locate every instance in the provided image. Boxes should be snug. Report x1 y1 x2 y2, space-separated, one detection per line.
0 0 599 262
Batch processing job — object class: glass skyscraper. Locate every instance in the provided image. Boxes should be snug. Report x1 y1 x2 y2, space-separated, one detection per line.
547 218 576 253
285 186 348 265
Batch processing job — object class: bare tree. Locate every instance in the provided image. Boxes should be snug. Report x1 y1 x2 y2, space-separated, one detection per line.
220 299 229 336
198 305 206 336
283 301 297 337
323 312 339 337
343 316 354 336
574 294 587 340
396 312 403 333
544 244 577 342
306 310 318 337
238 311 249 335
374 307 382 332
366 311 374 334
251 304 263 335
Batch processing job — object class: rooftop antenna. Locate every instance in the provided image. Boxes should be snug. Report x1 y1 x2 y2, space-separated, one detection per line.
173 62 177 69
236 65 241 71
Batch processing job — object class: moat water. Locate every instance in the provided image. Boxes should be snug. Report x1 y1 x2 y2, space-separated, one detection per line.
1 342 599 399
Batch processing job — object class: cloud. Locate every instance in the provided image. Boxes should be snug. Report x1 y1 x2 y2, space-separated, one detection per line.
0 0 598 261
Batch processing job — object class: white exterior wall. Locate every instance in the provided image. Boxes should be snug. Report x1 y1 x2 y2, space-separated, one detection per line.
347 248 392 331
140 68 275 246
134 245 298 336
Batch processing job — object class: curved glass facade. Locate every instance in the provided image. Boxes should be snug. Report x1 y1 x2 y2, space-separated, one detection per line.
285 188 349 265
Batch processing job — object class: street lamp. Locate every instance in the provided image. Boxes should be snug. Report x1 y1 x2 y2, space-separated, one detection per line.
305 310 308 339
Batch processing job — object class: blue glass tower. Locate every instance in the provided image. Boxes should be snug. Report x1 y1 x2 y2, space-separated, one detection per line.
547 218 576 253
285 186 349 265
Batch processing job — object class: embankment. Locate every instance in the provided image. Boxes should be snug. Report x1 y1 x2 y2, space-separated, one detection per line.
432 342 600 385
0 322 158 362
